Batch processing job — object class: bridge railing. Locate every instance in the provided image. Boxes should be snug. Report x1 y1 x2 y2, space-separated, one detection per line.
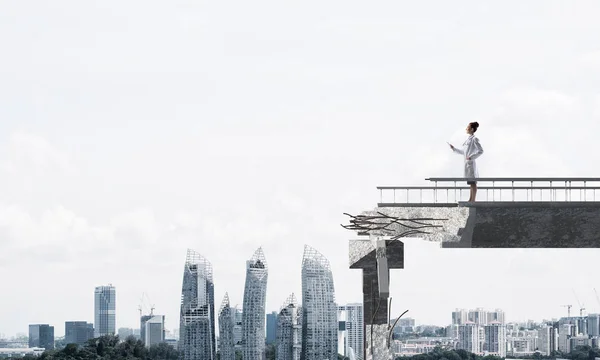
378 178 600 205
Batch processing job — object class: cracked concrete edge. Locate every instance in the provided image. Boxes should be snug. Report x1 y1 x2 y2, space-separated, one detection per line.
349 240 376 266
441 207 476 248
363 206 470 243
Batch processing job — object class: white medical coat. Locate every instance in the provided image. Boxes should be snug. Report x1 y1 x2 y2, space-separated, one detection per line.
452 135 484 178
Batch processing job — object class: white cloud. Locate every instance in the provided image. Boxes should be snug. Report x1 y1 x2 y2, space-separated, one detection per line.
0 132 74 176
579 49 600 70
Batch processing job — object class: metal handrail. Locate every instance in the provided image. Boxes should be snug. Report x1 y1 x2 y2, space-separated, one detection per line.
378 186 600 190
378 180 600 204
425 177 600 182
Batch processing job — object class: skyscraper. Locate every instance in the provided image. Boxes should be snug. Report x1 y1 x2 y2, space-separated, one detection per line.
218 293 236 360
338 303 364 360
588 314 600 336
266 311 278 345
457 322 481 354
179 249 216 360
233 307 243 349
468 308 488 326
28 324 54 350
65 322 94 346
144 315 165 347
452 309 469 325
94 285 116 337
276 293 302 360
241 247 268 360
487 309 505 324
537 324 558 356
483 322 506 357
300 245 338 360
140 314 153 345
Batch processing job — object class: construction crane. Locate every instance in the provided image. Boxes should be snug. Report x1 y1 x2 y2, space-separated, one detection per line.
594 288 600 310
139 292 155 317
572 289 586 317
561 304 572 318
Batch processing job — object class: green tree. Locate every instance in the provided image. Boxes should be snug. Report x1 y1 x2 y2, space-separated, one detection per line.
148 342 179 360
265 343 276 360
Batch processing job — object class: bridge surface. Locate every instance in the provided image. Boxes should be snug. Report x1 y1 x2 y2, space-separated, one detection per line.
373 177 600 248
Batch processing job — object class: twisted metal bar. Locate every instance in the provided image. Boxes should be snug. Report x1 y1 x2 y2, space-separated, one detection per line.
341 212 448 239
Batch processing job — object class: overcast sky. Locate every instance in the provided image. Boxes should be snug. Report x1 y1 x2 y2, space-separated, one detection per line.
2 0 600 338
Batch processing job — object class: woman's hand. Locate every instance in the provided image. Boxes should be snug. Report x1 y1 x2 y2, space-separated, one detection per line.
466 156 471 160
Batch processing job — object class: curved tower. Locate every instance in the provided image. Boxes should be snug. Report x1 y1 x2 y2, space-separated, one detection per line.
218 293 236 360
179 249 216 360
276 293 302 360
241 247 268 359
300 245 338 360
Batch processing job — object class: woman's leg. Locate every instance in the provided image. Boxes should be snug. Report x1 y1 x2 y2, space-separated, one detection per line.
472 183 478 202
468 183 473 202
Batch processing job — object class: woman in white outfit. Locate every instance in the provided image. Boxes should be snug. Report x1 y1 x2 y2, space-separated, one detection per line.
449 122 484 202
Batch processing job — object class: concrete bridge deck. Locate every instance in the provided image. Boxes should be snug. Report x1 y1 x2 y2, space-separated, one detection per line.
372 177 600 248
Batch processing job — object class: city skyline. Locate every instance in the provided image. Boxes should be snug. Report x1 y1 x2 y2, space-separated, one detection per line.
5 243 600 338
2 0 600 340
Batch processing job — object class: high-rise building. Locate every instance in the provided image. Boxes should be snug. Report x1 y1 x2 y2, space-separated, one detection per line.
276 293 302 360
218 293 235 360
558 323 575 352
483 322 506 357
487 309 505 325
266 311 278 345
338 304 364 360
65 322 94 346
140 315 153 345
28 324 54 350
468 308 488 326
144 315 165 347
537 324 557 356
179 249 216 360
300 245 338 360
576 317 588 336
94 285 116 337
588 314 600 336
241 247 268 360
457 322 481 354
452 309 469 325
233 307 243 349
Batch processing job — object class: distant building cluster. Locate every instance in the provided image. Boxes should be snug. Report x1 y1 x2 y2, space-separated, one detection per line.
182 245 345 360
11 249 600 360
393 308 600 358
3 283 171 358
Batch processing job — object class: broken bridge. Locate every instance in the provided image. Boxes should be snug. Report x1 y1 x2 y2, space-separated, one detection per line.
343 177 600 360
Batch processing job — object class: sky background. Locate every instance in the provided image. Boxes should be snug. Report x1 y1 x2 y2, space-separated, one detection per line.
2 0 600 338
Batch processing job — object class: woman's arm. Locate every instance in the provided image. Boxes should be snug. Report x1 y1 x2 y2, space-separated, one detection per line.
450 144 464 155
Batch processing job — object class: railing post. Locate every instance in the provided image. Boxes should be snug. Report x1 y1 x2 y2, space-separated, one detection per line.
530 181 533 201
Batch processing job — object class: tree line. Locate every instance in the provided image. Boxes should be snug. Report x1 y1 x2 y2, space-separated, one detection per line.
16 335 178 360
399 345 600 360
